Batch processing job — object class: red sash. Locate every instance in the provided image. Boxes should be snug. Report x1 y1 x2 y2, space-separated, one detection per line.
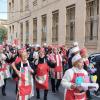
54 54 63 72
0 67 7 71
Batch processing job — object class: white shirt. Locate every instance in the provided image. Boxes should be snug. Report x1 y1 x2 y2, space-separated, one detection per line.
61 67 88 89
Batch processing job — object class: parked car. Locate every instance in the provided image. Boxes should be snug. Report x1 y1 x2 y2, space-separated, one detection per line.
88 53 100 95
88 53 100 63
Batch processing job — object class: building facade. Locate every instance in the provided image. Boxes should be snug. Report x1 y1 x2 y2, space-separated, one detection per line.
0 19 8 28
8 0 100 53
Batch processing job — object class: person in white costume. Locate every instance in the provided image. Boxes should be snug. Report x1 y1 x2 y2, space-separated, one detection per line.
61 54 88 100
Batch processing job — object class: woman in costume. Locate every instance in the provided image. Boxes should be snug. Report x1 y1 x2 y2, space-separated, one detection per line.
48 47 63 93
35 48 49 100
0 45 4 94
0 45 11 96
12 49 34 100
61 54 89 100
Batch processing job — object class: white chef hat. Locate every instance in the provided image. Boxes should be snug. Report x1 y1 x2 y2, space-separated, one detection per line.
43 43 47 46
71 46 80 54
73 41 79 47
72 54 82 65
2 54 7 60
35 44 40 48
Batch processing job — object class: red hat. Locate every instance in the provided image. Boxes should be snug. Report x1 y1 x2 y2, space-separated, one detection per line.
0 45 3 50
39 48 45 53
80 48 87 56
18 48 26 54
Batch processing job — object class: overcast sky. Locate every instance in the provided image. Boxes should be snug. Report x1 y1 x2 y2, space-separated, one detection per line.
0 0 7 19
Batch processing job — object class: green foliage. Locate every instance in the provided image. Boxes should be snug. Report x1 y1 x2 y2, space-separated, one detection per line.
0 26 7 43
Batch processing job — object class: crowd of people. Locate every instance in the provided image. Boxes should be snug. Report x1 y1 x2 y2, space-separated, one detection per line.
0 42 100 100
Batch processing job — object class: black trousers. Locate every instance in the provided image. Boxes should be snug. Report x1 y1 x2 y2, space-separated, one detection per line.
86 90 91 98
2 79 7 94
36 88 48 100
51 78 61 92
16 82 18 94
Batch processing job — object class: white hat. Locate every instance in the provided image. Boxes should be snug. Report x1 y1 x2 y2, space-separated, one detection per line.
29 44 32 47
35 44 40 48
17 45 21 49
72 54 82 65
2 54 7 60
73 42 78 47
43 43 47 46
71 46 80 54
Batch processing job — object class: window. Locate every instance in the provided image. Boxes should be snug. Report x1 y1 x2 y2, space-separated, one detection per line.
26 21 29 44
9 26 11 33
12 25 14 34
12 0 14 8
25 0 29 10
52 10 59 43
11 35 12 41
66 5 75 41
33 0 37 7
33 18 37 43
9 2 11 12
20 0 23 12
20 23 23 46
42 15 47 43
85 0 99 43
16 32 17 38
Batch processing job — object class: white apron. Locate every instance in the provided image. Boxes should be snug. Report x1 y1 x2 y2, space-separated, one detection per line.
0 71 4 87
18 61 34 100
2 61 11 79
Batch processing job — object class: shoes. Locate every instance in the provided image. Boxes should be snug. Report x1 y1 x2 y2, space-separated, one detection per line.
56 88 59 92
37 98 40 100
37 96 40 100
94 91 100 96
51 91 56 94
87 97 93 100
2 92 6 96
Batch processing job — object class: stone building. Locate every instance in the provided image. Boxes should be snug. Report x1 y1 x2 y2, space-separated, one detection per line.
8 0 100 53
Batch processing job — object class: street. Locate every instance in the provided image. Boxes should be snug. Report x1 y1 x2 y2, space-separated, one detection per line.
0 79 100 100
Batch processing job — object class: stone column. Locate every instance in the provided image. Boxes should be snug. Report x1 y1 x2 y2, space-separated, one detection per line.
97 0 100 51
58 6 66 45
23 22 26 46
29 17 33 45
47 12 52 45
75 0 86 48
37 16 42 45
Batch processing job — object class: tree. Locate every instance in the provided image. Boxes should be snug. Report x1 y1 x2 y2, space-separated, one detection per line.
0 26 7 44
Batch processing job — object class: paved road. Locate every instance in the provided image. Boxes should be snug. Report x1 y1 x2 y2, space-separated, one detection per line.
0 79 100 100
